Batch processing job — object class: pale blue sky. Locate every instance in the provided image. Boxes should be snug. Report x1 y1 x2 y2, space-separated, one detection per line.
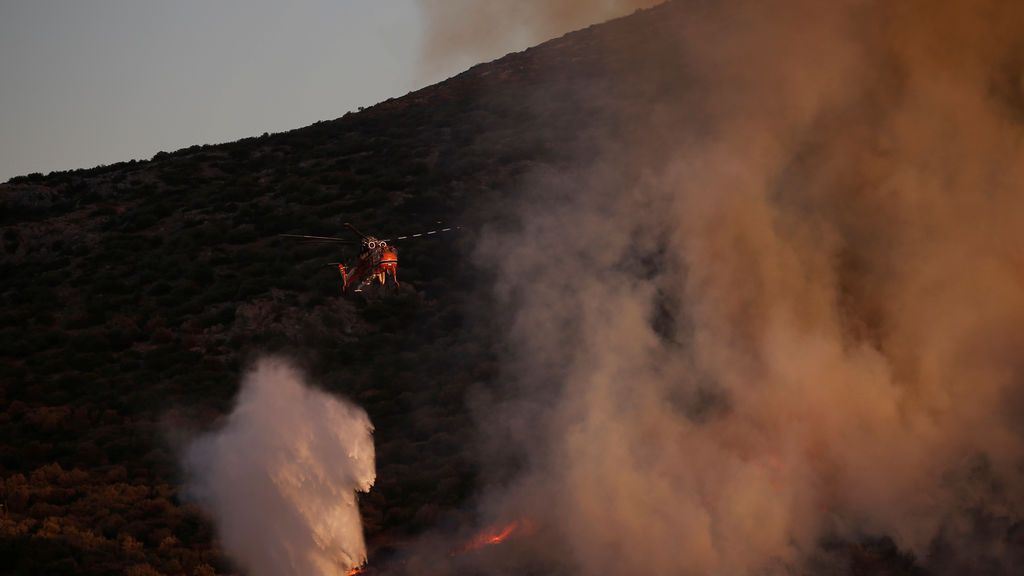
0 1 437 182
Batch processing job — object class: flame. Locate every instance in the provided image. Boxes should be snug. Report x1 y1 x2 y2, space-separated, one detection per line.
349 517 537 573
451 518 536 556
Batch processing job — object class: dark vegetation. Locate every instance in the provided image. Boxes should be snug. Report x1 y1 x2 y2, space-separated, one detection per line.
0 8 648 574
0 3 923 574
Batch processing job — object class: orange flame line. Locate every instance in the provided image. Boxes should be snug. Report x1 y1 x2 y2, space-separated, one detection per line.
451 518 536 556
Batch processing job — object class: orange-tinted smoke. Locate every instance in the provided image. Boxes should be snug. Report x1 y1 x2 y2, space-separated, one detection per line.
416 0 661 78
470 0 1024 574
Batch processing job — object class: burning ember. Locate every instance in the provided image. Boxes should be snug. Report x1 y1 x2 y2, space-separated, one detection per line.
345 565 365 576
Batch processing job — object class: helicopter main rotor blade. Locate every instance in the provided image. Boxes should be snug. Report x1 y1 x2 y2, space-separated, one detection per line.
279 234 357 244
383 225 462 243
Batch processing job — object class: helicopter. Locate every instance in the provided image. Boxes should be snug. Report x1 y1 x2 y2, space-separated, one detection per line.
280 222 459 293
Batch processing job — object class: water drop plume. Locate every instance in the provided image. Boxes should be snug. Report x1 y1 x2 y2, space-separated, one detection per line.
184 357 375 576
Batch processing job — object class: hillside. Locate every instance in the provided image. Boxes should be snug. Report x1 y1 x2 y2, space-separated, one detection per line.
0 4 693 575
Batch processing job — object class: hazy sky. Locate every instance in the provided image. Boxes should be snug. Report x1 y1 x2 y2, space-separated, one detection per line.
0 1 435 182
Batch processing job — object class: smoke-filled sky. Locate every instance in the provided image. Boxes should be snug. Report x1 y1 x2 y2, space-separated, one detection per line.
0 0 652 183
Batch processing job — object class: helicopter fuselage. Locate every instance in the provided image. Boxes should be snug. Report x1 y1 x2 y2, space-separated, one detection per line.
338 239 399 292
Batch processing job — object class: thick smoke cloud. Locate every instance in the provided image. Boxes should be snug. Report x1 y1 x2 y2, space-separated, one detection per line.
470 0 1024 574
416 0 660 78
184 358 375 576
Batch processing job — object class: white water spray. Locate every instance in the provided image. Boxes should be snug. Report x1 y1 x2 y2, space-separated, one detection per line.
184 358 375 576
